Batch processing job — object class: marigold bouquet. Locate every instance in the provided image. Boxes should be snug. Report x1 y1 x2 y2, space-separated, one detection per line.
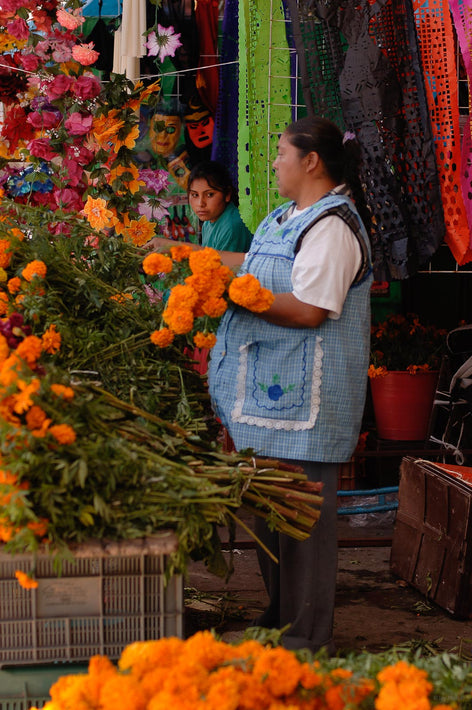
369 313 447 378
30 631 468 710
142 245 275 350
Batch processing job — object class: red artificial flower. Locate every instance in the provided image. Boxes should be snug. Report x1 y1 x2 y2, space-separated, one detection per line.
1 105 34 151
19 53 40 72
6 17 29 40
71 75 101 100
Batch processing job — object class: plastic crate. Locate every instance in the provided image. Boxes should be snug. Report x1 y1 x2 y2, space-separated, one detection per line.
0 663 87 710
0 533 184 666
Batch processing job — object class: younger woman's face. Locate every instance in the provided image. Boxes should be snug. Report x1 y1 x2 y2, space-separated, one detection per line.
188 178 230 223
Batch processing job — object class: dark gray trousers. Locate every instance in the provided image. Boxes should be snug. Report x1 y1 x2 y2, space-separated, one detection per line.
254 460 339 654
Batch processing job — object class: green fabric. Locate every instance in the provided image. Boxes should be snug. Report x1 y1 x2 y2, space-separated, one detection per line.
238 0 293 233
201 202 253 252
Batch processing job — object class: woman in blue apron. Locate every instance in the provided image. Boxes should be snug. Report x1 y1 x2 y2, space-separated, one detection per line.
208 116 373 654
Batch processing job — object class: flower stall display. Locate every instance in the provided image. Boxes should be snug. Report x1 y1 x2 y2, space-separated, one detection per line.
369 313 447 440
0 1 325 588
27 630 471 709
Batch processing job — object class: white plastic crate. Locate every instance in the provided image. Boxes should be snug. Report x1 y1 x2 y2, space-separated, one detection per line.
0 534 183 666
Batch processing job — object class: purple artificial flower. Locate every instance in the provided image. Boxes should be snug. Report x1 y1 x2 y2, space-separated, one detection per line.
139 168 170 194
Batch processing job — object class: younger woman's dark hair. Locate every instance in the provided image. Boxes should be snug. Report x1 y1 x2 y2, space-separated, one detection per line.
187 160 238 205
284 116 372 236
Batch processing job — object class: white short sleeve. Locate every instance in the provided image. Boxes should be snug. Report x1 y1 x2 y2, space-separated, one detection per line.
291 215 362 319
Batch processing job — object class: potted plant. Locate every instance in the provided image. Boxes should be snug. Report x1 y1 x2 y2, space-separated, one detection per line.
368 313 447 440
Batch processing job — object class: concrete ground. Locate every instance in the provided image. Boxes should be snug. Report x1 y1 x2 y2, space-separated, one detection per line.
185 512 472 657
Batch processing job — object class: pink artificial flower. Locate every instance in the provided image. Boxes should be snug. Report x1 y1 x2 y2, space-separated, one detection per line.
6 18 29 40
46 74 73 100
145 25 182 63
64 112 93 136
27 110 61 130
27 138 57 161
61 158 85 187
71 75 102 100
71 43 99 66
51 44 73 63
56 8 85 31
19 53 40 72
34 40 51 61
1 0 23 13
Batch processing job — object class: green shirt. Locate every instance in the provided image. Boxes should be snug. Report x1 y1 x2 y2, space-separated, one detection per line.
201 202 253 252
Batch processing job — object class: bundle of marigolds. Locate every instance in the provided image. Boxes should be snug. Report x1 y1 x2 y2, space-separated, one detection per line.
30 631 469 709
143 245 274 349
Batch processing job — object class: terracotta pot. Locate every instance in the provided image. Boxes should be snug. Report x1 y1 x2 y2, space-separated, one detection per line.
370 370 439 441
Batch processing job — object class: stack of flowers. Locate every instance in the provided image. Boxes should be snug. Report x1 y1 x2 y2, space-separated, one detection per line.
29 631 469 709
142 245 274 350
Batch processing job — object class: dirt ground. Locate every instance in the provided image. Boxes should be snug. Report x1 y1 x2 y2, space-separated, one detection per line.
185 515 472 657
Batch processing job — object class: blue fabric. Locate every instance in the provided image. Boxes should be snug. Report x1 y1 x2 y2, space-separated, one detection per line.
208 192 373 463
201 202 253 252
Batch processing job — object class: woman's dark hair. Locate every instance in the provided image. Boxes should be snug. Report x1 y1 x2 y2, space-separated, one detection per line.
187 160 238 205
284 116 372 235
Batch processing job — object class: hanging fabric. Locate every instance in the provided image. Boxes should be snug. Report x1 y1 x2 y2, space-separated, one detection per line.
194 0 219 115
286 0 445 281
238 0 293 233
113 0 146 80
211 0 240 189
444 0 472 261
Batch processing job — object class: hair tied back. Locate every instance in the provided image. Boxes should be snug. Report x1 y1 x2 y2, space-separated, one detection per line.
342 130 356 144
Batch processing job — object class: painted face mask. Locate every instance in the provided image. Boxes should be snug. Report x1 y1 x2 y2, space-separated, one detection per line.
149 113 182 156
186 113 215 148
167 149 192 189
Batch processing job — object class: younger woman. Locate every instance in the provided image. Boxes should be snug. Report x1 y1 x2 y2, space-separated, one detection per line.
187 161 253 252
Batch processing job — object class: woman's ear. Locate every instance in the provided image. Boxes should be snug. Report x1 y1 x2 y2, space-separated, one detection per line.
305 151 320 172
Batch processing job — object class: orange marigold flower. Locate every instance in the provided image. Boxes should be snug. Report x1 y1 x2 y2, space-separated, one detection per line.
25 405 48 430
0 333 9 363
124 215 156 246
0 291 9 316
170 244 193 262
229 274 275 313
50 384 75 400
185 271 226 299
0 240 12 268
189 246 222 274
13 378 41 414
167 284 199 311
193 331 217 349
142 252 172 276
163 307 194 335
27 518 49 538
41 324 61 354
216 264 234 286
110 293 133 304
0 353 22 386
7 277 21 294
201 296 227 318
368 364 388 378
15 570 38 589
83 196 114 230
150 328 175 348
16 335 43 365
10 228 25 242
252 646 303 697
22 260 47 282
49 423 77 445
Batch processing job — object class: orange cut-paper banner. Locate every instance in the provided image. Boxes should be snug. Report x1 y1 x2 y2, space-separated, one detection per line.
412 0 472 265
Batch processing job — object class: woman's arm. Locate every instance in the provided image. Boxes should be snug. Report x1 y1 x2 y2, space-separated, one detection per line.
145 236 246 268
258 292 329 328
